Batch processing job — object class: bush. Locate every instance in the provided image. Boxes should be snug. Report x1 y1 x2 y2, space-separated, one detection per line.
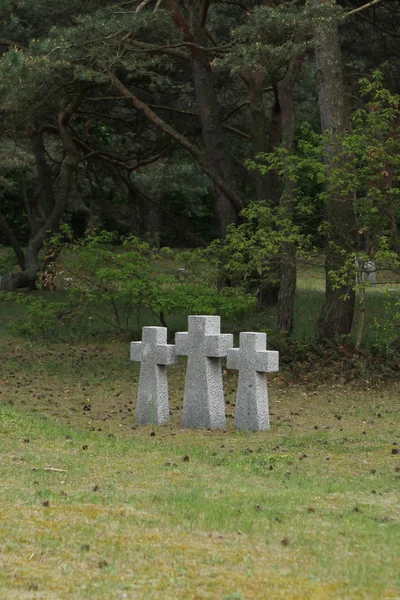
2 232 256 340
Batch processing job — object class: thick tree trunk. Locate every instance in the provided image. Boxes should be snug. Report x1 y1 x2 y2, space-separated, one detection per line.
240 72 279 305
188 0 239 236
0 243 40 291
244 73 270 203
191 49 237 236
156 0 242 236
242 43 304 319
0 110 80 293
275 48 305 334
0 214 26 270
0 271 35 292
313 0 356 340
267 85 284 207
30 128 56 223
277 246 297 333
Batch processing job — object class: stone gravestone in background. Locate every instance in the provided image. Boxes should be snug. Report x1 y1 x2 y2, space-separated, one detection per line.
227 332 279 431
130 326 176 425
176 316 233 429
355 257 377 286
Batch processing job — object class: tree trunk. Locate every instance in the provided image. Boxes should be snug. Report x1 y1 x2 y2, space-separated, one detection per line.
112 74 243 218
0 213 26 270
267 84 284 207
29 128 56 223
244 72 270 203
277 246 297 333
313 0 356 340
0 110 80 293
275 47 305 334
0 270 36 292
188 0 239 236
239 72 279 305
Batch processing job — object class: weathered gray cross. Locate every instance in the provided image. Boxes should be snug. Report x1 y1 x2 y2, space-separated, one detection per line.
130 326 176 425
227 332 279 431
175 315 233 429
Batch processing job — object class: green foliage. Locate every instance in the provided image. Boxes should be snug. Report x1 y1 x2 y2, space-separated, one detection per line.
0 141 35 193
220 4 310 78
248 73 400 285
134 157 217 246
0 249 18 276
0 142 35 244
208 201 312 293
2 293 75 339
372 291 400 352
0 231 255 340
0 4 181 120
56 232 255 335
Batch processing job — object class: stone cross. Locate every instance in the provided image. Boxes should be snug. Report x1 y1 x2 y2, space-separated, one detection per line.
227 332 279 431
130 326 176 425
175 316 233 429
355 257 377 286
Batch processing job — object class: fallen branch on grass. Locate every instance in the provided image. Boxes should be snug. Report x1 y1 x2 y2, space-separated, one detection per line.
31 467 66 472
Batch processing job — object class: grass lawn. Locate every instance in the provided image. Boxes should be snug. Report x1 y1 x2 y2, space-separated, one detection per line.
0 336 399 599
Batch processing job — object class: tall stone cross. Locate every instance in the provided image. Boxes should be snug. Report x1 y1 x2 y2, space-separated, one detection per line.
227 332 279 431
130 326 176 425
175 316 233 429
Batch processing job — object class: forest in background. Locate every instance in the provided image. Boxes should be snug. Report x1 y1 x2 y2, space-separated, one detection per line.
0 0 400 363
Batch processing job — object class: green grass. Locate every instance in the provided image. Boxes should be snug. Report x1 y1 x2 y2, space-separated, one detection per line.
1 245 400 348
1 279 399 350
0 337 399 599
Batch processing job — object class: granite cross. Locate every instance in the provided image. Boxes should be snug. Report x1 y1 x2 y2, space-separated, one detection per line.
227 332 279 431
130 326 176 425
175 316 233 429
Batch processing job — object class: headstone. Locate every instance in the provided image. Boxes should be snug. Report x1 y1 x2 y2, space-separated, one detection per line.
362 260 377 286
227 332 279 431
130 326 176 425
355 257 377 286
176 316 233 429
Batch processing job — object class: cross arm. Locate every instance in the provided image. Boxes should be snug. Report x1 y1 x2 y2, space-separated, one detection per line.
255 350 279 373
156 344 177 365
175 332 189 356
130 341 143 362
226 347 241 370
205 334 233 358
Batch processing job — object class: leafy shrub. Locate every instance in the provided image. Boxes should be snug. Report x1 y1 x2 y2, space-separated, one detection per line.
4 231 255 340
2 293 77 339
0 249 18 276
372 291 400 352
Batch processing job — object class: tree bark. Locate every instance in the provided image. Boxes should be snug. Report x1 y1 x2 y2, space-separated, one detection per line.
243 72 270 203
188 0 239 236
240 71 280 305
267 83 284 207
111 74 243 218
313 0 356 340
0 213 26 270
29 128 56 224
160 0 242 236
0 108 81 292
276 47 305 334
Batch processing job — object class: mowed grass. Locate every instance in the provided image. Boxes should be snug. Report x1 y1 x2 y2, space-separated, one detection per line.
0 336 399 599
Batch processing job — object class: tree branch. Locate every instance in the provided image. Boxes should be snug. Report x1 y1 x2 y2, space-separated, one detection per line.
0 40 26 49
111 73 244 212
147 103 251 138
28 103 82 260
344 0 383 18
135 0 153 11
131 39 189 60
